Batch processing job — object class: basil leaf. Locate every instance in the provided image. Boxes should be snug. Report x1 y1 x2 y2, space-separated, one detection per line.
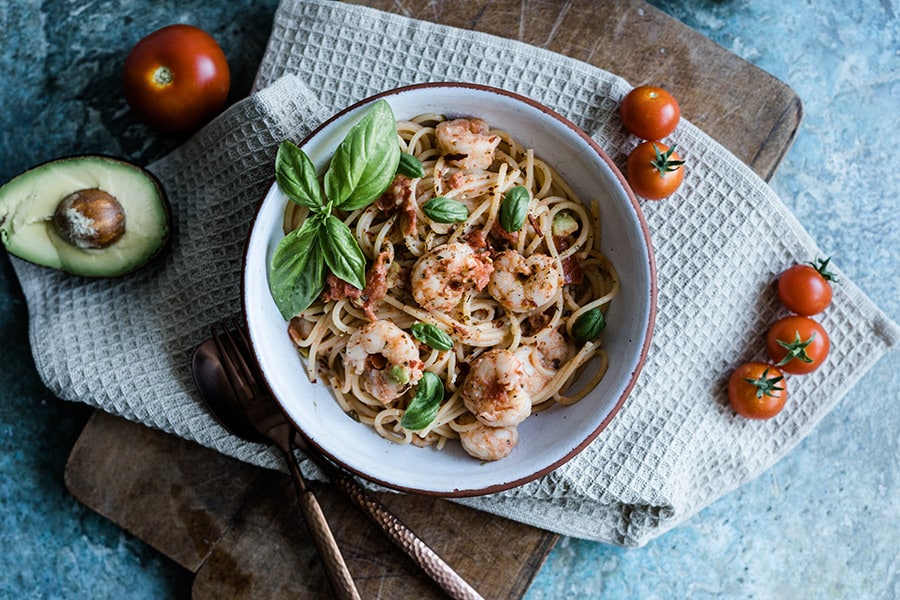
397 153 425 179
411 323 453 351
423 197 469 223
573 308 606 343
325 100 401 211
275 140 324 211
400 372 444 431
319 214 366 290
500 185 530 232
269 217 326 319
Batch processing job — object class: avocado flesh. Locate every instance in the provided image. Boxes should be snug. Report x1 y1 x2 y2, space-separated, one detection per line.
0 156 169 277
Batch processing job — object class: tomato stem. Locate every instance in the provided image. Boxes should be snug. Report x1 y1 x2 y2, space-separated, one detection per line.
743 367 785 399
809 256 837 282
152 66 173 87
650 143 685 178
774 331 817 366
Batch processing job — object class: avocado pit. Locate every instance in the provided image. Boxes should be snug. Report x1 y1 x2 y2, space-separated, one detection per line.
53 188 126 249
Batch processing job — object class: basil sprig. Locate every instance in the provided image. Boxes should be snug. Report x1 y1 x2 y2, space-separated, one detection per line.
400 371 444 431
269 100 401 319
423 196 469 223
411 322 453 351
500 185 530 232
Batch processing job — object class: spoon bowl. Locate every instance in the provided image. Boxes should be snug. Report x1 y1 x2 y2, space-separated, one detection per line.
192 339 262 442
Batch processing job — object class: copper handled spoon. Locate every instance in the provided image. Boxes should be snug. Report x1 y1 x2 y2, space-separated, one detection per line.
192 320 485 600
195 323 361 600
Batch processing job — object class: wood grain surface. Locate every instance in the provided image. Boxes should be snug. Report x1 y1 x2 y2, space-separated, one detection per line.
64 1 801 598
349 0 802 181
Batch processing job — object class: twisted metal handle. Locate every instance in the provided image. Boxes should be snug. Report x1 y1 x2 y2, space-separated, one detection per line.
305 447 485 600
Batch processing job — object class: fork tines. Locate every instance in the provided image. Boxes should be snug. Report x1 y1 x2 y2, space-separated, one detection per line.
210 318 262 404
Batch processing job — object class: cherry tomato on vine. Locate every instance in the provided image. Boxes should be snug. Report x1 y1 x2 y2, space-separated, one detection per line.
620 86 681 141
728 362 787 419
123 24 230 133
626 141 685 200
766 315 830 374
777 257 836 315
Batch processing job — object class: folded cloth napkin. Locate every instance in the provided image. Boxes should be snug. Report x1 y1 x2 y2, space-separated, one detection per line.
12 0 899 547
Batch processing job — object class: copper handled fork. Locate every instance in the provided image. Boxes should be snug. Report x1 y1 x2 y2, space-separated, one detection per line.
206 319 485 600
208 322 361 600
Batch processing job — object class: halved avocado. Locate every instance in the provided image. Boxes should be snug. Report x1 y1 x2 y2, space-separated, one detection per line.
0 155 170 277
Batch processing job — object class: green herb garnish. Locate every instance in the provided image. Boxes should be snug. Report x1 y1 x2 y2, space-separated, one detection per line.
411 322 454 351
269 100 401 319
396 153 425 179
499 185 530 232
423 196 469 223
572 308 606 343
400 371 444 431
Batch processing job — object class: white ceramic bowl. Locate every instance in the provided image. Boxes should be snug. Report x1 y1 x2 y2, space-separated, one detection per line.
243 83 656 496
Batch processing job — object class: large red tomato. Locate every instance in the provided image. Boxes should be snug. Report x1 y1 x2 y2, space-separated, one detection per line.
123 24 230 133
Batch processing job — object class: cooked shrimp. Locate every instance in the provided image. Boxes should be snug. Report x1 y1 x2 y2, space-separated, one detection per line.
411 241 494 312
535 327 573 370
513 329 573 398
488 250 564 313
345 320 424 403
435 118 502 170
512 346 550 398
461 349 532 427
459 422 518 461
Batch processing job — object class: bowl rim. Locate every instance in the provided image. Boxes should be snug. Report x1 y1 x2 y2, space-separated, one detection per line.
242 81 657 497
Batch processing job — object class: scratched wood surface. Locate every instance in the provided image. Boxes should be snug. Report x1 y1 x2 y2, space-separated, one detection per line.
65 1 801 598
349 0 802 181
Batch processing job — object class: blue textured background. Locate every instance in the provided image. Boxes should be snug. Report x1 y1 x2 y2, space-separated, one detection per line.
1 1 898 598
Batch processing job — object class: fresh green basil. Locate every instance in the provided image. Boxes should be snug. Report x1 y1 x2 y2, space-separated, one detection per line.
397 153 425 179
275 140 324 211
270 101 405 317
500 185 530 232
319 215 366 290
400 372 444 431
325 100 401 211
269 217 326 319
423 197 469 223
411 323 453 351
572 308 606 343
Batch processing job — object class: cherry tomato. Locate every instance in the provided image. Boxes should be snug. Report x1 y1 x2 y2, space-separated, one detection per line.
620 86 681 141
626 141 685 200
777 257 836 315
728 362 787 419
123 24 230 133
766 316 830 374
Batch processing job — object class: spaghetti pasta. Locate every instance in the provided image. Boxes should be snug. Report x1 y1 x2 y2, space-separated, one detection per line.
283 114 619 461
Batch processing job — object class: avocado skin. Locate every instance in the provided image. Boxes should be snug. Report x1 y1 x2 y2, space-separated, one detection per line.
0 155 170 278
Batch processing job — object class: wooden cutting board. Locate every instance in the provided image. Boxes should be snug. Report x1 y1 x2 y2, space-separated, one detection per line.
65 1 801 598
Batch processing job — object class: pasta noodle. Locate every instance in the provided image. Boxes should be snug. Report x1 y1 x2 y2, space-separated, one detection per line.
283 114 619 461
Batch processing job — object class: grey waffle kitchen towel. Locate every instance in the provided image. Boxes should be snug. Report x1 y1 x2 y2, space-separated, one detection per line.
11 0 899 547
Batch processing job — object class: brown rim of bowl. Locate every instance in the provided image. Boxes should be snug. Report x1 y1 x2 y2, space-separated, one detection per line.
241 82 658 497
